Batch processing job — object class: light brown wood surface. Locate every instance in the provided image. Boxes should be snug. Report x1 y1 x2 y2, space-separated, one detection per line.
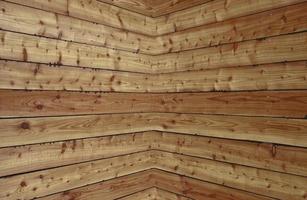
1 131 307 178
2 1 307 55
1 0 307 199
39 171 154 200
99 0 211 17
1 90 307 118
39 170 272 200
153 151 307 200
3 150 299 200
0 151 154 200
1 60 306 92
0 113 307 148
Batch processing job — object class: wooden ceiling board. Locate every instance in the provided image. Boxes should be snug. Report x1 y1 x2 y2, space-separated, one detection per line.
98 0 211 17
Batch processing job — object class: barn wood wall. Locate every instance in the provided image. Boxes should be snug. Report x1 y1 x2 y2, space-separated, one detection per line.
0 0 307 199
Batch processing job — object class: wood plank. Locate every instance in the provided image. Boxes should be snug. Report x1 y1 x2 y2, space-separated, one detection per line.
0 60 148 92
5 0 155 36
118 187 192 200
98 0 153 17
3 1 307 55
0 113 151 148
0 1 156 54
68 0 156 36
154 188 193 200
1 90 307 118
153 151 307 200
40 169 273 200
153 32 307 73
152 170 273 200
99 0 211 17
38 171 154 200
5 0 68 15
0 113 306 148
5 0 305 36
0 60 147 92
156 0 306 34
2 2 307 55
159 2 307 53
154 113 307 147
0 132 153 177
1 60 306 93
1 30 306 73
0 151 154 200
0 31 152 73
154 132 307 177
0 86 306 118
2 130 307 179
118 188 157 200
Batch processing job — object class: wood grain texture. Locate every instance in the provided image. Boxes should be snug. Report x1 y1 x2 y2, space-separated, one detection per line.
1 90 307 118
1 60 306 92
153 151 307 200
118 188 192 200
99 0 211 17
0 113 306 148
2 150 289 200
117 188 157 200
0 151 154 200
68 0 156 36
152 170 273 200
39 171 154 200
1 0 307 198
1 30 306 73
158 2 307 53
154 188 193 200
2 2 307 55
40 170 271 200
0 31 152 73
1 131 307 179
152 32 307 73
6 0 304 36
5 0 68 14
155 0 306 34
0 1 156 54
153 132 307 177
0 132 152 177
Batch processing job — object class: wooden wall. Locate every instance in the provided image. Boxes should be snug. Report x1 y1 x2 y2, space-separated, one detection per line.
0 0 307 199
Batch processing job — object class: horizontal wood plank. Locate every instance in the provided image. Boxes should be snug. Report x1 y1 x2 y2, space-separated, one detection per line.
159 2 307 53
118 187 192 200
39 171 154 200
156 0 306 34
40 169 271 200
1 131 307 178
0 1 156 54
153 151 307 200
99 0 211 17
0 113 306 148
1 30 306 73
5 0 306 36
153 32 307 73
0 132 152 177
68 0 156 36
1 60 306 92
1 90 307 118
117 188 157 200
154 132 307 177
152 169 273 200
154 188 192 200
5 0 68 14
2 2 307 55
0 151 154 200
0 31 152 73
